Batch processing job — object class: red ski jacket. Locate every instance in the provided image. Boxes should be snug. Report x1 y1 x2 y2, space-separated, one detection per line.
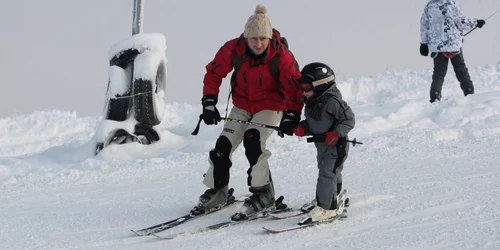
203 30 303 115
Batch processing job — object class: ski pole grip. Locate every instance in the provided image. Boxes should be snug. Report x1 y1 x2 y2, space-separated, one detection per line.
306 136 325 143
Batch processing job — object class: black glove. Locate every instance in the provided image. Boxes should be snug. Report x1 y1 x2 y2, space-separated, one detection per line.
420 43 429 57
201 95 221 125
477 19 485 28
279 110 300 136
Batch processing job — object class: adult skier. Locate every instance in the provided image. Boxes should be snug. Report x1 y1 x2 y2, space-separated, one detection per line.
193 5 303 219
420 0 486 103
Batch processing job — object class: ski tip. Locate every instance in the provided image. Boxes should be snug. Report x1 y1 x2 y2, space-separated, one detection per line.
262 227 280 233
152 233 174 240
270 214 285 219
130 229 147 236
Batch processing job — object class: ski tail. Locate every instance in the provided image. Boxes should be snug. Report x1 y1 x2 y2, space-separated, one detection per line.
131 188 245 236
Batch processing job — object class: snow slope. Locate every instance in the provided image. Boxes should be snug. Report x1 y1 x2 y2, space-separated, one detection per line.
1 62 500 250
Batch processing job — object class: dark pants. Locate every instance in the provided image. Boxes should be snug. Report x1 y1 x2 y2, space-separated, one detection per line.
430 50 474 102
315 138 349 210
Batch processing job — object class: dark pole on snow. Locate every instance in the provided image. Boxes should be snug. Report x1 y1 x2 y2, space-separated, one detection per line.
306 136 363 147
132 0 144 35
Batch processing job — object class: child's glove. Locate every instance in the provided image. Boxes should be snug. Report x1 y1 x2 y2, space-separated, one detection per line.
293 124 306 137
325 131 339 146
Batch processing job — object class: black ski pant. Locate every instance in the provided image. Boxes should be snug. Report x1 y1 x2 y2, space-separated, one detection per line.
430 49 474 100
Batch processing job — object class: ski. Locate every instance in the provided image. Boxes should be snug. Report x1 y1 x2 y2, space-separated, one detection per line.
131 188 247 236
263 189 349 233
153 212 267 240
270 190 350 220
153 196 292 240
269 210 305 220
263 212 348 233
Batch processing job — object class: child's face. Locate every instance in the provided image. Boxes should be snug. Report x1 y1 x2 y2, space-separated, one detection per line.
300 82 315 98
303 89 314 98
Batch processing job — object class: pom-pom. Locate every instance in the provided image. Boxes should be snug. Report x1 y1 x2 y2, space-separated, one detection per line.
254 5 267 15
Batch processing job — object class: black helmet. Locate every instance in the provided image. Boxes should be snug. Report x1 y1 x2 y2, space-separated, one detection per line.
296 62 336 92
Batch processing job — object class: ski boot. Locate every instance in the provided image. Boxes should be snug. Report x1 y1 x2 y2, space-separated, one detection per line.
300 199 318 213
298 206 338 225
190 186 229 216
231 184 275 221
301 193 349 213
430 90 442 103
462 86 474 96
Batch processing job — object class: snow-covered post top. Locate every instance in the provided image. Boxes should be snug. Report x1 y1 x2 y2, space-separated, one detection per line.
108 33 167 80
132 0 144 35
108 33 166 62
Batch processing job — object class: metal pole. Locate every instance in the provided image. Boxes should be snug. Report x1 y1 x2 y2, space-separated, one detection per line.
464 8 500 37
132 0 144 35
191 115 285 137
221 118 280 131
221 118 284 137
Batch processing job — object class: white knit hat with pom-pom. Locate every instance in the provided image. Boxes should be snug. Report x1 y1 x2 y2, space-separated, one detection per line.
244 5 273 39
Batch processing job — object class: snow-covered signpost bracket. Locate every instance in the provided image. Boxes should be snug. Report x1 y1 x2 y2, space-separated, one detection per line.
94 0 167 155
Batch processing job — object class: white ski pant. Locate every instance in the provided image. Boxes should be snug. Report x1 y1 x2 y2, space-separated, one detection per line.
203 106 282 189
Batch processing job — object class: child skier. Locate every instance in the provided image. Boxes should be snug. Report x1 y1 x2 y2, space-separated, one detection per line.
293 62 355 224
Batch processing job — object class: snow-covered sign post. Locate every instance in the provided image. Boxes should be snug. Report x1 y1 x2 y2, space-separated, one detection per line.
94 0 167 155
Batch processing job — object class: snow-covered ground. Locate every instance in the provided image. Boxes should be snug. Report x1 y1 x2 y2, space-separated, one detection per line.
1 62 500 249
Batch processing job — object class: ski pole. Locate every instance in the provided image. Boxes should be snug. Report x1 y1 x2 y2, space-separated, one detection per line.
221 118 285 137
306 136 363 147
464 8 500 37
191 115 285 137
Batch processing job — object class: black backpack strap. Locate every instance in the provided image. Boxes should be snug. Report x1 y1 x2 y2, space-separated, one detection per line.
230 51 242 87
230 37 245 89
225 38 245 117
268 54 285 101
270 29 300 104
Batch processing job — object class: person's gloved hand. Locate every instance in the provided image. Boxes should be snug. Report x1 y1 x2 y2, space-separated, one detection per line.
420 43 429 57
201 95 221 125
324 131 340 146
477 19 485 28
293 123 306 137
279 110 300 136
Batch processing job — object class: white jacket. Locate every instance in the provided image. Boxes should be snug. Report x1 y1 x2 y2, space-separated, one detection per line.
420 0 477 52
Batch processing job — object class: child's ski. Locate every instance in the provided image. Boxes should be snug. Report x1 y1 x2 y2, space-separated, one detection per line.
263 212 347 233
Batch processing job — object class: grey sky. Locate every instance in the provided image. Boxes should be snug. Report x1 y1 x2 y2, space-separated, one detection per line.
1 0 499 117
